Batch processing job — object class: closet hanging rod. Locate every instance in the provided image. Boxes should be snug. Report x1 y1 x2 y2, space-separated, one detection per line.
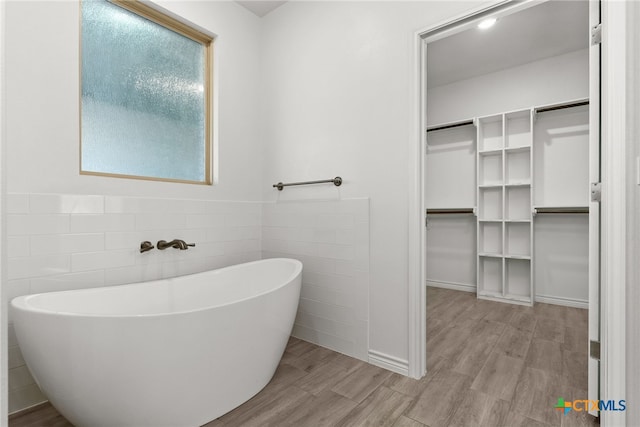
426 120 474 133
426 208 475 215
534 207 589 215
535 100 589 114
273 176 342 191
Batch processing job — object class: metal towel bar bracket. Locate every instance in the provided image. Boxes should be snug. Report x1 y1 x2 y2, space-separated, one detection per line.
273 177 342 191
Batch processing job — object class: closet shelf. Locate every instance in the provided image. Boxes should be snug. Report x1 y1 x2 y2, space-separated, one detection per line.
479 149 502 156
505 182 530 187
478 219 503 222
504 254 531 260
477 290 504 299
479 252 503 258
504 146 531 153
503 294 532 304
479 184 503 189
505 219 531 223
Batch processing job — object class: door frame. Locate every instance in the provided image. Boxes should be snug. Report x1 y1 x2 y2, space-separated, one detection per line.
0 0 7 422
409 6 627 423
598 1 627 425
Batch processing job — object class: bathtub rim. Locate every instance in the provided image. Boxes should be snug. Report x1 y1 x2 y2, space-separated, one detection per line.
10 258 302 319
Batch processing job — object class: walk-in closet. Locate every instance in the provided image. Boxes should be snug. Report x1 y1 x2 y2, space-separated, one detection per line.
423 0 596 420
425 0 590 308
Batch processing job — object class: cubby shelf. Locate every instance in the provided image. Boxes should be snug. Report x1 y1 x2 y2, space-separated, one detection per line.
505 146 531 153
505 254 532 260
476 109 534 306
479 252 503 258
479 149 503 155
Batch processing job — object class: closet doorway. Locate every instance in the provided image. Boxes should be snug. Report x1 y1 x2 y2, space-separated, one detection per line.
420 0 600 422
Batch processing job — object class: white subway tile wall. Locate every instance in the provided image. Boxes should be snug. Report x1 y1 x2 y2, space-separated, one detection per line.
5 193 262 413
261 199 370 361
6 194 371 414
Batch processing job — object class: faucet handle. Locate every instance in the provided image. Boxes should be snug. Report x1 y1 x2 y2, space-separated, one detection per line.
140 241 155 253
187 243 195 248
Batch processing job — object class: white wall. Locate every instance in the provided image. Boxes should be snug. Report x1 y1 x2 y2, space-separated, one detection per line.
259 1 490 365
4 0 264 413
427 48 589 126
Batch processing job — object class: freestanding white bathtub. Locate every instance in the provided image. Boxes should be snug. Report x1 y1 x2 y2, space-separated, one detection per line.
11 258 302 427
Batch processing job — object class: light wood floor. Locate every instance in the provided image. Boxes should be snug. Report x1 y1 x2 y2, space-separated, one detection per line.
9 287 598 427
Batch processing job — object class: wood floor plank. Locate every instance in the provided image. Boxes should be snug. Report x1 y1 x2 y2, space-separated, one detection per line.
427 325 474 360
285 345 340 372
494 325 533 359
510 366 571 426
483 301 518 324
458 298 501 321
212 385 312 427
432 292 477 324
470 352 525 401
335 386 413 427
268 362 311 388
297 355 364 396
534 303 567 325
480 397 512 427
392 415 427 427
534 318 565 343
405 369 474 427
426 317 445 338
275 389 358 427
450 331 500 377
526 338 564 374
331 362 393 403
446 389 493 427
563 325 588 353
9 403 73 427
509 310 537 333
285 336 317 356
564 307 588 329
562 349 588 390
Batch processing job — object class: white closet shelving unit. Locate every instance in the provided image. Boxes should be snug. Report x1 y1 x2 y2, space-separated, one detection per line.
476 109 534 305
425 99 588 307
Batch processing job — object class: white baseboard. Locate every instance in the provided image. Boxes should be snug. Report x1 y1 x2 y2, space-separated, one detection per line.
426 280 476 293
368 350 409 376
535 294 589 309
426 281 588 309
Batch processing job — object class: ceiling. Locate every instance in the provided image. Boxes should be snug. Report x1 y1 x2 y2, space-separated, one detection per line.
236 1 287 17
428 0 589 88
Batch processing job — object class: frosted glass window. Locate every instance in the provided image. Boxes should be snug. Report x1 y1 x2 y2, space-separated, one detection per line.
81 0 212 184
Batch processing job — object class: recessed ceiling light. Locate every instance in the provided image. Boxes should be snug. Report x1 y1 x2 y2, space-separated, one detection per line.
478 17 497 30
